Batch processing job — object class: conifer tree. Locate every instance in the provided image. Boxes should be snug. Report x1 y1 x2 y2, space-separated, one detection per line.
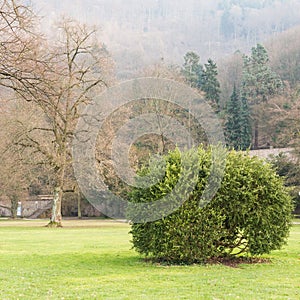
201 59 221 106
225 86 251 150
225 85 241 149
181 51 203 89
239 93 252 150
242 44 283 149
242 44 283 102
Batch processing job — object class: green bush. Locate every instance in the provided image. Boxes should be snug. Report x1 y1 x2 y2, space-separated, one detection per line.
128 147 293 264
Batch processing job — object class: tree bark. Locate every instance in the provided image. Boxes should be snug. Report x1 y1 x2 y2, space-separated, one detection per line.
47 186 63 227
10 194 18 219
77 191 82 219
254 119 259 150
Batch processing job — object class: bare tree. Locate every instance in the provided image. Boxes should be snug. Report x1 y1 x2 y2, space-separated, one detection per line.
0 1 114 226
0 98 41 218
0 0 45 94
21 21 112 227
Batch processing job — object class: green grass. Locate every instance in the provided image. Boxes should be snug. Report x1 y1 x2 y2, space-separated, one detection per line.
0 219 299 300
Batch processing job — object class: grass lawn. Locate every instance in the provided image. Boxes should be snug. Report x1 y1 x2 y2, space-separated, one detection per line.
0 218 299 300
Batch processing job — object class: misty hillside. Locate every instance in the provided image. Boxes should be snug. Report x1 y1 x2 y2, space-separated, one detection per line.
31 0 300 77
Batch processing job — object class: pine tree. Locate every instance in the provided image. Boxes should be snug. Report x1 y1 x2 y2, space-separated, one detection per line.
239 93 252 150
242 43 283 149
225 85 241 149
242 44 283 103
181 51 203 89
201 59 221 106
225 86 251 150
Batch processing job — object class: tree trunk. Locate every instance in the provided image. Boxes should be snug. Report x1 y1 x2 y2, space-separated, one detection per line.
254 119 259 150
47 186 63 227
10 194 18 219
47 150 67 227
77 191 82 219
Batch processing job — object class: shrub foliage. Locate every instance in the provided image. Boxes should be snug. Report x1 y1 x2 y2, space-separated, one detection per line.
129 147 293 264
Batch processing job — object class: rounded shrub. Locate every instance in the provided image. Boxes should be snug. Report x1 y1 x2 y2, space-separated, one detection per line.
128 147 293 264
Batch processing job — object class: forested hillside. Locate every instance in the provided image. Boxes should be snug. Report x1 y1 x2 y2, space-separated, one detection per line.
31 0 300 76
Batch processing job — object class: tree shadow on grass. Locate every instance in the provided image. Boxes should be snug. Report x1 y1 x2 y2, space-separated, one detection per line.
142 256 271 268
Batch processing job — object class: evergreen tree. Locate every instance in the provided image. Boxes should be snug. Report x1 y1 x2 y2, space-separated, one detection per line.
181 51 203 89
225 86 251 150
242 44 283 103
225 85 241 149
201 59 221 106
239 93 252 150
242 43 283 149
